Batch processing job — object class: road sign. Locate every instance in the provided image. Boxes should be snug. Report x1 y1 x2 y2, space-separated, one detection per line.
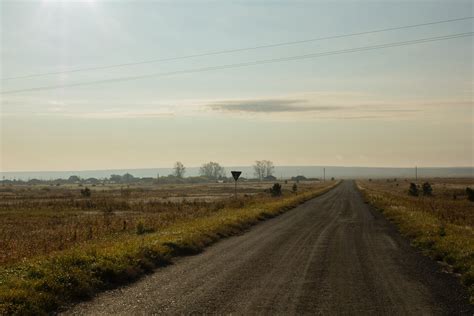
231 171 242 198
231 171 242 181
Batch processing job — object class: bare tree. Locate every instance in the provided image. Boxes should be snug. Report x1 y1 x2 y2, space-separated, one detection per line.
200 162 225 180
253 160 265 180
263 160 275 178
173 161 186 178
254 160 275 180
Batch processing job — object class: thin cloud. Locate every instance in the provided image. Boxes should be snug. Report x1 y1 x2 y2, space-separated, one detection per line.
199 94 452 121
208 98 342 113
71 111 175 119
1 110 174 119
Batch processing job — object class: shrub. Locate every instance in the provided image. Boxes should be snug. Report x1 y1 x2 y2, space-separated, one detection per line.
136 221 146 235
136 221 154 235
422 182 433 196
438 225 446 237
80 187 91 198
408 183 419 196
467 187 474 202
292 183 297 193
270 183 282 197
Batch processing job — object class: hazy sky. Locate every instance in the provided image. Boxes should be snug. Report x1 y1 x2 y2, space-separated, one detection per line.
1 0 473 171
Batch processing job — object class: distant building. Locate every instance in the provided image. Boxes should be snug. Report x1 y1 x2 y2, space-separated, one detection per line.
291 175 307 182
264 175 277 181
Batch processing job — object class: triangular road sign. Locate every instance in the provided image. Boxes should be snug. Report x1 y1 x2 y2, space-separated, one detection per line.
231 171 242 181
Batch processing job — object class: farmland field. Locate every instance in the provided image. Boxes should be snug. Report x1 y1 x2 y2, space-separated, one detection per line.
0 180 326 265
357 178 474 301
0 179 338 314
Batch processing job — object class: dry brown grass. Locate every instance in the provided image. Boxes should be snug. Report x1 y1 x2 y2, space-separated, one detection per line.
0 181 321 266
359 178 474 225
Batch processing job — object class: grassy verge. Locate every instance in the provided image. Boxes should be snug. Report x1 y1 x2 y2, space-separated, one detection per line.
0 181 339 315
356 182 474 303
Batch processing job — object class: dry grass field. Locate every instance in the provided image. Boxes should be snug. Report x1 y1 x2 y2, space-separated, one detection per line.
0 180 323 265
0 181 281 265
0 180 338 315
357 178 474 302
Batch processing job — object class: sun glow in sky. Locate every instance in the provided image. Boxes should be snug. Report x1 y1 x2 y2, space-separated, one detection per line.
1 0 473 171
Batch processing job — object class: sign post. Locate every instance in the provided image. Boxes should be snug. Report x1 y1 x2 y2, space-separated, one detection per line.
231 171 242 198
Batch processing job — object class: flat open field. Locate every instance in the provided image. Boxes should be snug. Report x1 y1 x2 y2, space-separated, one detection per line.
357 178 474 301
0 180 320 266
0 180 339 314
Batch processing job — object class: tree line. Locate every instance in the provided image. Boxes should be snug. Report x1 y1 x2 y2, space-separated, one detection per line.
1 160 282 185
172 160 275 180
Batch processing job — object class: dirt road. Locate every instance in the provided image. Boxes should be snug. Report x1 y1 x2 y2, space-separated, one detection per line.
66 181 472 315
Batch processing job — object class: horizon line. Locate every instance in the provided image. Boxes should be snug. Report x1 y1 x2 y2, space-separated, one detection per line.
1 165 473 174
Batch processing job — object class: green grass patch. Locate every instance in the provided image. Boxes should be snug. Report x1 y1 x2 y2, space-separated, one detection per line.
0 182 339 315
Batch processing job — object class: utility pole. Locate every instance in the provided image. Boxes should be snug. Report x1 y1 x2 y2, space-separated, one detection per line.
323 168 326 182
415 166 417 181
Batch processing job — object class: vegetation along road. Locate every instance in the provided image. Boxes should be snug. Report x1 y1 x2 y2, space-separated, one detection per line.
66 181 472 315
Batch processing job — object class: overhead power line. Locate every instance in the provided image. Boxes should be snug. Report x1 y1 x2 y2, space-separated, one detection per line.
1 16 472 81
1 32 472 95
